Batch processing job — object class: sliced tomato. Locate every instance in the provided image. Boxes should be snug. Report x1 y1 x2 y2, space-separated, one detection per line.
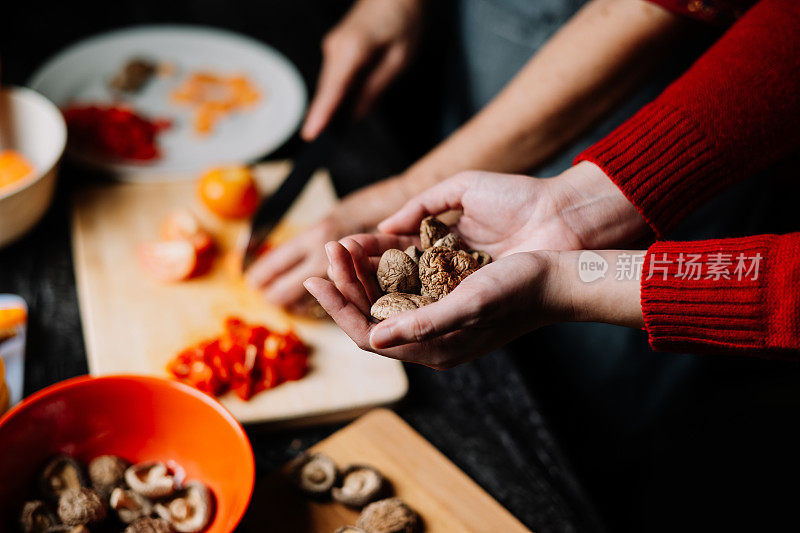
138 240 198 282
160 209 215 255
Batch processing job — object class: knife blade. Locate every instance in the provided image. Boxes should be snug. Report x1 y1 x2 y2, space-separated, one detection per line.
241 91 355 273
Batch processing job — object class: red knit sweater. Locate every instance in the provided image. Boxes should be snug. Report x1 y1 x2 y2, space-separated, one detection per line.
576 0 800 355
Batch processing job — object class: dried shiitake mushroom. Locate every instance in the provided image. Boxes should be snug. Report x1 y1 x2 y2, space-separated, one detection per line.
40 456 87 501
471 250 492 268
419 247 477 300
154 482 213 533
334 528 367 533
419 216 449 250
370 293 435 321
290 452 339 497
377 250 421 294
356 498 420 533
432 233 466 251
124 517 173 533
19 500 58 533
404 246 422 264
125 462 176 499
110 487 153 524
332 465 385 508
88 455 129 496
57 487 107 526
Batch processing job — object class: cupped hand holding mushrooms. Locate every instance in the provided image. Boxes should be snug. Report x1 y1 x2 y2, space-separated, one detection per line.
350 217 492 325
303 168 647 369
305 225 570 370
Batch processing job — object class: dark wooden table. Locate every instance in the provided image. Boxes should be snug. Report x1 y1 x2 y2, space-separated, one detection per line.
0 1 604 531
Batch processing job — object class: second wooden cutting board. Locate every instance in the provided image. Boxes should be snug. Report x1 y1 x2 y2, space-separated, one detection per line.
71 162 407 425
243 409 532 532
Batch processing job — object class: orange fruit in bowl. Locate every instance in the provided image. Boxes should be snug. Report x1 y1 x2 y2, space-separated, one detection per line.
0 150 34 191
198 166 259 219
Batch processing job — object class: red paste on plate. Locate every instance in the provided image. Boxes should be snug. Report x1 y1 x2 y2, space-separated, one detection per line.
63 104 171 161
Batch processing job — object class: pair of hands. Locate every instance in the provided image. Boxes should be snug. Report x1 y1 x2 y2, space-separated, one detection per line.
242 0 650 366
301 164 648 369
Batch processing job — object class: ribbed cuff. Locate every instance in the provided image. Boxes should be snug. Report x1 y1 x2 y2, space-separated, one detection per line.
641 235 777 354
576 102 729 238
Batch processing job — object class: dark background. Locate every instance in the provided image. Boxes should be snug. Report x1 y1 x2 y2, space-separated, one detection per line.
0 1 604 531
5 2 800 532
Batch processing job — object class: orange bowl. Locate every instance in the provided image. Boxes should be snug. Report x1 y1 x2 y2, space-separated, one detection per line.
0 375 254 531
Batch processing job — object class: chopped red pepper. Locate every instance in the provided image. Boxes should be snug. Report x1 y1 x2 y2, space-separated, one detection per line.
167 317 310 401
63 104 171 161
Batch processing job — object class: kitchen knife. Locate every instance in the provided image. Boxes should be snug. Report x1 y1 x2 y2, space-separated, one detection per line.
241 90 356 272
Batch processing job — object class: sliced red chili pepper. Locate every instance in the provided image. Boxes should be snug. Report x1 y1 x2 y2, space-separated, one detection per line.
167 316 310 401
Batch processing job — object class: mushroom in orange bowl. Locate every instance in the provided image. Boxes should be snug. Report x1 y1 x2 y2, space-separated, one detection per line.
0 375 254 532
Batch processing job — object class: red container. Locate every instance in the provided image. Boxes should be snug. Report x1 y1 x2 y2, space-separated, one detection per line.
0 375 254 531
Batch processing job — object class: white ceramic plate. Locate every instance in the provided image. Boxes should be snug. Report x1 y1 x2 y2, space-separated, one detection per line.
28 25 307 180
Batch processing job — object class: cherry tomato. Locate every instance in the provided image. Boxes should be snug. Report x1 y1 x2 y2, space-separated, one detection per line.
198 166 259 219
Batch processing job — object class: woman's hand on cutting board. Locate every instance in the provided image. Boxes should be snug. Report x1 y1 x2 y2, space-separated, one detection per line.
245 214 358 310
301 0 425 140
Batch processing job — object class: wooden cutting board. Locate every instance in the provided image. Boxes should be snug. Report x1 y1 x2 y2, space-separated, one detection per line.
71 162 407 425
243 409 531 532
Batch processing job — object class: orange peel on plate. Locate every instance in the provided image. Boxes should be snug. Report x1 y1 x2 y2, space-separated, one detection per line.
171 72 261 135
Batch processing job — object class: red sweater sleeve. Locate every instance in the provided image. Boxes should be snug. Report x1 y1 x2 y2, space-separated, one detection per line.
641 233 800 356
576 0 800 238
